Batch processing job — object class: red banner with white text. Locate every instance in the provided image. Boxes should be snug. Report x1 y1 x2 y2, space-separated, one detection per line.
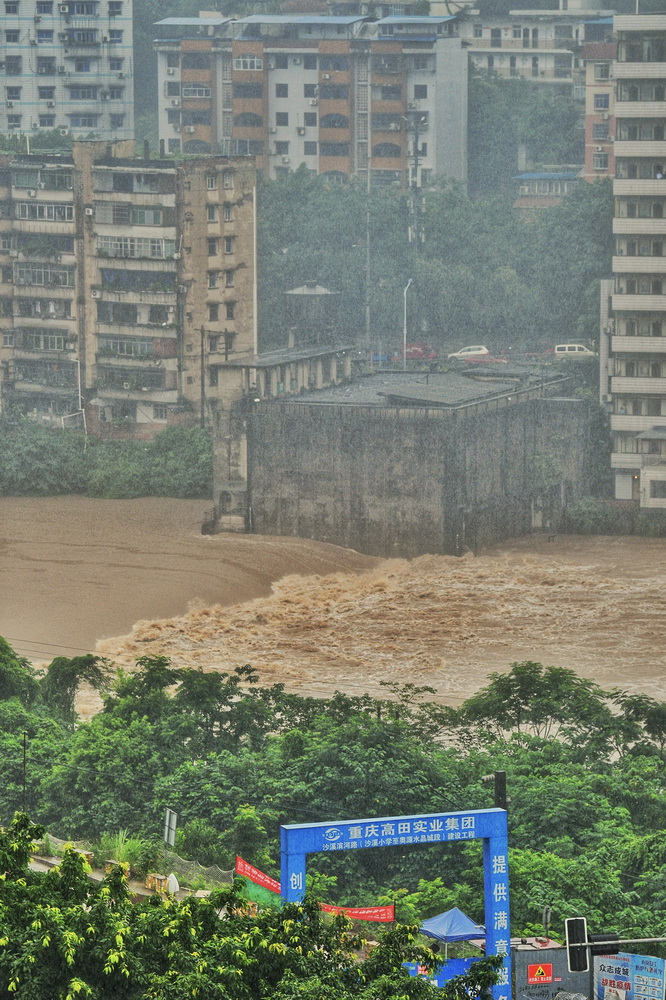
235 858 395 922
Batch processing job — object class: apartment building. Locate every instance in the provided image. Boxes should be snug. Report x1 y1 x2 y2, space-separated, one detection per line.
582 41 616 180
462 0 613 95
0 140 257 440
154 13 467 187
604 15 666 506
0 0 133 140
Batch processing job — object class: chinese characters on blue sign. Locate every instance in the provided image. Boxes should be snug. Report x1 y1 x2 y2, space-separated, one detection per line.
595 953 666 1000
281 808 511 1000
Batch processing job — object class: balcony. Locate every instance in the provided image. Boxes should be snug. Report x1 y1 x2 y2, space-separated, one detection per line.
613 255 666 273
611 451 665 468
614 62 666 79
615 101 666 118
614 180 666 197
613 216 666 233
611 376 666 392
612 293 666 310
611 414 666 430
611 335 666 353
613 140 666 158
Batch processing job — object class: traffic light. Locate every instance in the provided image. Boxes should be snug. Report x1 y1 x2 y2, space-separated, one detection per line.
589 932 619 958
565 916 589 973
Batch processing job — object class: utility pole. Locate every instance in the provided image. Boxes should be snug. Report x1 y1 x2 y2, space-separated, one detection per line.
22 731 27 812
405 115 427 244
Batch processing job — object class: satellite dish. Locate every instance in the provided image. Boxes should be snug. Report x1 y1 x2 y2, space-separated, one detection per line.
167 873 180 895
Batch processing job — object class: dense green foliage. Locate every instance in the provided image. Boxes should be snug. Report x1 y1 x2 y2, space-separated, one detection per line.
5 643 666 946
1 814 496 1000
257 170 613 356
0 420 213 499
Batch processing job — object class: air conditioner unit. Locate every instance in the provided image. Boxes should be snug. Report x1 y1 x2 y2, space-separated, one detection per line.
171 98 180 106
281 155 290 163
297 126 305 135
122 381 130 389
31 123 39 129
185 125 195 132
269 126 277 133
6 102 13 108
47 100 55 107
85 207 94 215
91 288 99 297
27 189 37 198
595 145 602 151
59 127 69 135
167 67 175 75
293 56 301 64
172 252 181 260
601 111 609 120
268 60 276 70
37 181 46 189
388 122 400 131
322 73 331 80
117 72 125 78
34 14 42 21
309 98 318 106
59 4 69 11
30 38 38 45
102 35 109 42
58 32 68 39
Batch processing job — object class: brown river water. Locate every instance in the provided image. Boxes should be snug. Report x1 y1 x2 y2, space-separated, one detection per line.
2 496 666 715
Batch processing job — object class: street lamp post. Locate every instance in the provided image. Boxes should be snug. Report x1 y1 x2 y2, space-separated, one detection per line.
403 277 413 372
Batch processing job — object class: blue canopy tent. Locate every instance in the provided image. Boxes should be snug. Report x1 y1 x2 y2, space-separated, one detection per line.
420 907 485 960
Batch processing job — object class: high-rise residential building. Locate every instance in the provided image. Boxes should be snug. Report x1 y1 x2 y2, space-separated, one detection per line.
603 14 666 506
582 40 616 181
0 0 134 140
461 0 613 96
0 140 256 440
154 13 468 188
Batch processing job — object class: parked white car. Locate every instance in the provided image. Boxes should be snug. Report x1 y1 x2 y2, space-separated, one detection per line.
553 344 597 359
447 345 490 360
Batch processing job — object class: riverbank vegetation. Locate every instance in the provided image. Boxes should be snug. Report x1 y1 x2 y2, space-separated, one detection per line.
4 643 666 945
0 419 212 499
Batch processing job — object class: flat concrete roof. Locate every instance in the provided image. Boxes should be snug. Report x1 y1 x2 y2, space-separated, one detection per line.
222 344 354 368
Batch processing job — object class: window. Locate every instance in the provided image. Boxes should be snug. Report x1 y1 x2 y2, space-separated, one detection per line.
69 115 99 127
206 174 216 190
182 52 210 69
594 62 610 80
304 84 317 98
108 0 122 12
234 111 262 127
224 236 234 254
166 53 179 68
320 84 350 100
225 270 234 287
182 110 211 126
207 238 218 256
208 302 219 321
153 404 167 420
594 152 609 170
373 142 400 158
37 57 56 74
320 142 349 156
109 57 123 71
275 141 289 155
39 115 55 127
473 24 482 38
38 87 55 100
168 138 180 153
303 54 317 69
223 170 232 188
225 302 234 319
205 204 216 224
513 25 521 38
181 84 211 98
320 55 348 71
320 113 349 129
108 29 122 42
2 333 14 347
110 114 124 129
276 83 288 97
304 141 317 155
6 58 22 75
69 87 98 100
109 87 123 99
6 87 21 101
129 205 161 225
593 123 609 140
5 31 20 43
276 111 289 126
166 82 180 96
5 2 19 13
7 115 22 129
223 203 233 222
234 55 263 70
304 112 317 127
17 202 74 221
37 1 53 11
274 54 288 69
207 270 218 288
37 30 54 43
233 82 262 98
167 109 180 124
594 93 610 110
74 60 91 72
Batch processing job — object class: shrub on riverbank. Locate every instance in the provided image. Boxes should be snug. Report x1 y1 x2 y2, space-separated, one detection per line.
0 417 213 499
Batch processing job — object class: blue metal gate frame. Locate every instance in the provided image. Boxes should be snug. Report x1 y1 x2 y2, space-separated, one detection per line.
281 807 511 1000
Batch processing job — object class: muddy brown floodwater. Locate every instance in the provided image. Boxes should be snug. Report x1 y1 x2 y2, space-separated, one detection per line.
2 496 666 716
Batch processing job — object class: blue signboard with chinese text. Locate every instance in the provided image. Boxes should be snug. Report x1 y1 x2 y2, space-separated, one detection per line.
595 953 666 1000
280 808 511 1000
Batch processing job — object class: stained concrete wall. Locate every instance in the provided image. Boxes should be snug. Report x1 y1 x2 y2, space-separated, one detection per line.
247 393 591 557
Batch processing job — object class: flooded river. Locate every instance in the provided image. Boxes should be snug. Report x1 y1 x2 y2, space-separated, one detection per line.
2 496 666 712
